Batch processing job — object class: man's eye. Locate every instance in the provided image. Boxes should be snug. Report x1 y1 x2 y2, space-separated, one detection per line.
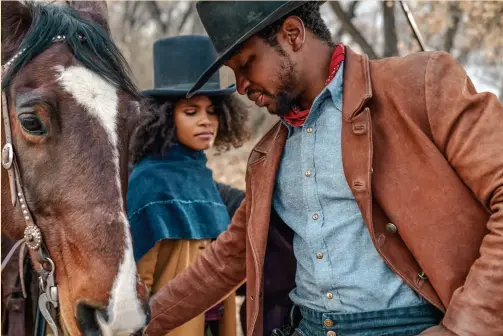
242 57 253 69
184 110 196 116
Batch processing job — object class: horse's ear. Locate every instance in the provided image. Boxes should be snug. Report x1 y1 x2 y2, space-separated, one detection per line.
69 0 110 33
1 1 32 63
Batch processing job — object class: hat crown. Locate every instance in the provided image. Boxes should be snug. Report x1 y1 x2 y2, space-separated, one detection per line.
152 35 221 89
196 1 288 54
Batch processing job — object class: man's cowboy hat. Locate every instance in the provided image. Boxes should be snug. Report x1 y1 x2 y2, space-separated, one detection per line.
187 1 315 98
142 35 235 98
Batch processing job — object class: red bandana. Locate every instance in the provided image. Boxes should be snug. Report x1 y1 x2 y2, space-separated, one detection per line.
283 43 345 127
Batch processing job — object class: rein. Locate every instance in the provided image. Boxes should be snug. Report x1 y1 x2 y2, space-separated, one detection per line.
1 39 65 336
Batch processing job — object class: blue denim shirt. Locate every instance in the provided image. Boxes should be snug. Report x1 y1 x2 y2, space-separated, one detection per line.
273 63 424 312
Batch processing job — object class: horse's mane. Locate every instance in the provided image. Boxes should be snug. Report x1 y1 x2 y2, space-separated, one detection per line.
2 2 138 97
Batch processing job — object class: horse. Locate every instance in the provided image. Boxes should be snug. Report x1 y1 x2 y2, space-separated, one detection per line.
1 1 149 335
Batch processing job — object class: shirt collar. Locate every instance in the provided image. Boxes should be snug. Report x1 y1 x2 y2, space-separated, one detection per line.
281 61 345 137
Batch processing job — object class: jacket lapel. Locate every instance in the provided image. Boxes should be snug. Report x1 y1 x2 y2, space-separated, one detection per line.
247 122 287 273
342 47 373 121
340 47 374 231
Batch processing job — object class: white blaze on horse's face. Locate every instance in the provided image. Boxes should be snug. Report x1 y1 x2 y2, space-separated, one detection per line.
55 65 146 334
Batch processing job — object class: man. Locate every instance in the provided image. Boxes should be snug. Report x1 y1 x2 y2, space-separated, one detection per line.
142 2 503 336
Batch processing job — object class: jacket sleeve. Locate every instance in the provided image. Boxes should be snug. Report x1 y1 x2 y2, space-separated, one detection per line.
425 52 503 335
144 198 247 336
137 242 161 293
216 182 246 218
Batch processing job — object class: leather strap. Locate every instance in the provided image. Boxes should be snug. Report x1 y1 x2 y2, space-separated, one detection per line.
2 50 59 334
1 92 17 206
1 239 25 272
6 297 26 336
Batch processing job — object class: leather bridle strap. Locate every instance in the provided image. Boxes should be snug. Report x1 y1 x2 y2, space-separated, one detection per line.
1 90 43 254
2 92 18 206
1 89 43 300
2 55 59 336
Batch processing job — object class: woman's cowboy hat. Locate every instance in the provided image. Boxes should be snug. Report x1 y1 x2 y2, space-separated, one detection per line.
142 35 236 98
187 1 313 98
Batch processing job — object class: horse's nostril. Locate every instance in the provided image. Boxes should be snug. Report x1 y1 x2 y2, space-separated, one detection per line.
76 302 108 336
96 308 109 323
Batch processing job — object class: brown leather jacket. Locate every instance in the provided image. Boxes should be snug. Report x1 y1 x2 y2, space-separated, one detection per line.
144 48 503 336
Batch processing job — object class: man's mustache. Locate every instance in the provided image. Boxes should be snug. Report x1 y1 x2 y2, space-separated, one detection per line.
247 89 274 99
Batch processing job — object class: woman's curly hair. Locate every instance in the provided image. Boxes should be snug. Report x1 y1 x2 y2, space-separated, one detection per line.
130 94 250 164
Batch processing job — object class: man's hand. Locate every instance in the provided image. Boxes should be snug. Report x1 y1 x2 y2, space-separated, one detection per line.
419 325 457 335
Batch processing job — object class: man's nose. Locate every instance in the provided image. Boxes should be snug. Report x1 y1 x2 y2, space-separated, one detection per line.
236 72 251 96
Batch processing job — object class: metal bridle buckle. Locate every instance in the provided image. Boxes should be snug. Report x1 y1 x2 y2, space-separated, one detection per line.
24 225 42 250
1 143 13 169
39 257 59 336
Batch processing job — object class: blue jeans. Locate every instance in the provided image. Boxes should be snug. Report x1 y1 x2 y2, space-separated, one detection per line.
295 304 443 336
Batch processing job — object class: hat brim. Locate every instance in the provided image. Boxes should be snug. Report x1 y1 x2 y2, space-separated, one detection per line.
143 84 236 99
186 0 311 98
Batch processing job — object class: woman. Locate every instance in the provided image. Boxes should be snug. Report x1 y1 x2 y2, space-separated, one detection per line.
127 35 249 336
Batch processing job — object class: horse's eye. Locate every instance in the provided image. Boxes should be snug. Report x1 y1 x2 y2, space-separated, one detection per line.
18 113 47 135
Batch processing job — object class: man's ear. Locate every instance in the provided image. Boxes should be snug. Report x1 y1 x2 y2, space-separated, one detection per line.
280 16 306 52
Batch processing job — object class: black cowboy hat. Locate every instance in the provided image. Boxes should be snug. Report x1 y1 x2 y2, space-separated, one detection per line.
187 1 318 98
142 35 235 98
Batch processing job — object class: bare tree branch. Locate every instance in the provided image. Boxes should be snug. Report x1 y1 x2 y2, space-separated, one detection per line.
328 1 378 59
120 2 141 43
335 1 359 40
165 3 177 35
132 2 148 32
382 1 398 57
146 1 169 34
191 8 205 35
443 2 462 53
177 2 195 34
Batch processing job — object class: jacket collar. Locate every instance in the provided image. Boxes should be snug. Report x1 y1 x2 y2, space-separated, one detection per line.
252 121 287 155
342 46 373 121
252 47 372 156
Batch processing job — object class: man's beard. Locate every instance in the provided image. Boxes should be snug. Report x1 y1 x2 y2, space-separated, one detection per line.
271 54 301 116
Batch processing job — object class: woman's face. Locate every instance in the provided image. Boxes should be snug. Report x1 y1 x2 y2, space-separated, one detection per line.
174 95 219 151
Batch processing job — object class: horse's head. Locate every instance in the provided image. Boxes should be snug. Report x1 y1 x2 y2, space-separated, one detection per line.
1 1 148 335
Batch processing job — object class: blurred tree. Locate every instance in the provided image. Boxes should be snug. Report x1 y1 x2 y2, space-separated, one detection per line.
109 0 502 118
382 1 398 57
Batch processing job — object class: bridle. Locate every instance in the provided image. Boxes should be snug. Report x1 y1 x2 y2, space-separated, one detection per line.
0 36 70 336
1 44 61 336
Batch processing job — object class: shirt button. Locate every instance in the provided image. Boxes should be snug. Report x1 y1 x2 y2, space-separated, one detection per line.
316 252 324 259
327 331 337 336
312 213 319 220
305 170 312 177
306 127 313 133
327 292 333 300
323 319 334 327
